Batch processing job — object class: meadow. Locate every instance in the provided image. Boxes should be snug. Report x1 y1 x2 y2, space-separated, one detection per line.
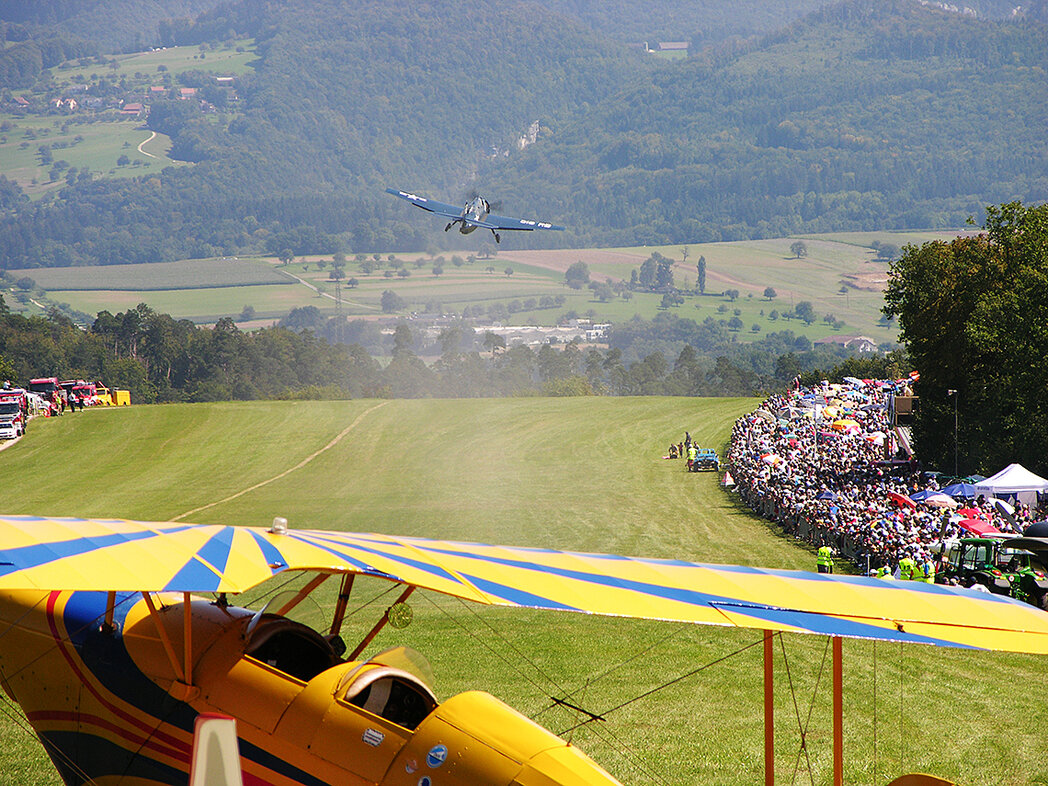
25 258 293 291
0 39 256 197
0 116 181 196
0 398 1045 785
6 228 965 343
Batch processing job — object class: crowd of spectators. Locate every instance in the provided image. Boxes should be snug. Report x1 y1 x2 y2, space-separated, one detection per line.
726 378 1042 573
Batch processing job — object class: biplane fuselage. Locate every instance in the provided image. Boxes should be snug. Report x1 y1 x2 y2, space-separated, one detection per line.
0 589 619 786
4 517 1048 786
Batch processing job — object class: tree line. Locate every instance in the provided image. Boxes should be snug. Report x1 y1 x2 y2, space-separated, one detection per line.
884 200 1048 477
0 295 905 403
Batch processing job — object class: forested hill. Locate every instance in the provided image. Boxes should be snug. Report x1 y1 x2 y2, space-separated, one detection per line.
484 0 1048 244
1 0 1047 268
0 0 226 54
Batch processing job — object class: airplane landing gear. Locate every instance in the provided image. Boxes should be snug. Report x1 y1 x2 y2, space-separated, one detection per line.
492 230 501 244
445 222 453 232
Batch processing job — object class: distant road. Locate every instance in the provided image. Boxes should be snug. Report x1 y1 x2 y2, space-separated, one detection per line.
282 269 379 311
137 131 158 159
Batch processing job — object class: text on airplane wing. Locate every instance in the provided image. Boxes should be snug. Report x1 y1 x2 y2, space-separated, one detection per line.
483 213 566 232
0 516 1047 653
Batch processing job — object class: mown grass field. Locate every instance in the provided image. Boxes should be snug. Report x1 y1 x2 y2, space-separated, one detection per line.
0 398 1046 785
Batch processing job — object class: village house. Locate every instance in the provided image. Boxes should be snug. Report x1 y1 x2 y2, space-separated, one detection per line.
813 335 879 353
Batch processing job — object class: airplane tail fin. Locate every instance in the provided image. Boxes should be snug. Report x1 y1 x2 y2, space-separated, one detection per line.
190 714 244 786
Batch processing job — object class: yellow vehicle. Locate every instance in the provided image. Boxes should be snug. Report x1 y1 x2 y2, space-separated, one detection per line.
94 384 131 406
93 384 114 406
1 515 1048 786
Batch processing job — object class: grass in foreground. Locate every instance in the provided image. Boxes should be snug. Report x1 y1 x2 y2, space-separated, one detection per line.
0 398 1044 784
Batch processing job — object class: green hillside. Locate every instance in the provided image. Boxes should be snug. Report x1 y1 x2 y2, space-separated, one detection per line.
489 0 1048 245
1 1 1046 267
1 399 1047 785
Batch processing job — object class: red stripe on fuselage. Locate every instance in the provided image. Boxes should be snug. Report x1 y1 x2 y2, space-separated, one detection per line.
44 592 192 761
26 709 188 762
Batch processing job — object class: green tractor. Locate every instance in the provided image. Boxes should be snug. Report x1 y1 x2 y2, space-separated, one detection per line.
936 536 1048 608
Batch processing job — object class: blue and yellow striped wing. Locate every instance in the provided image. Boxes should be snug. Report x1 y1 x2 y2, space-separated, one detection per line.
2 516 1047 654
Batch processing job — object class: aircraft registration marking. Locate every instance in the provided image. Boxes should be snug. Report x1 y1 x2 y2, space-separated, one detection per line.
362 728 384 747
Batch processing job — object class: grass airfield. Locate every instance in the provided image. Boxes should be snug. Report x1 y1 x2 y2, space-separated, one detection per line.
0 398 1046 785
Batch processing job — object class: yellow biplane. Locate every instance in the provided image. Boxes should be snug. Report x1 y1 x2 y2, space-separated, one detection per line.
1 513 1048 786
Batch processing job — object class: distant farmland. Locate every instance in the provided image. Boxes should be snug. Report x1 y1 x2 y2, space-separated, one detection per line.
20 258 294 291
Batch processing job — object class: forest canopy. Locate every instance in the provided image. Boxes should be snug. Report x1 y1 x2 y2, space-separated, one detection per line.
884 201 1048 476
0 0 1046 267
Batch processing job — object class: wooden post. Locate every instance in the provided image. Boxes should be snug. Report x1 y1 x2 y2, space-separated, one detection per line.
832 636 843 786
183 592 193 686
764 630 774 786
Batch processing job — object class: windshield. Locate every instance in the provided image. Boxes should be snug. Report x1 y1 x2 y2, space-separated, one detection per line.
0 403 19 415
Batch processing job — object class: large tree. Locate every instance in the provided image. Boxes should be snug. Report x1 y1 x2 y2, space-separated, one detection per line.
884 201 1048 476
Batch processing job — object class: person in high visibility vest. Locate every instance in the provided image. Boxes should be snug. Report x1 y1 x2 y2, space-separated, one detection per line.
876 565 894 580
917 556 935 584
817 545 834 574
686 444 697 471
898 555 917 580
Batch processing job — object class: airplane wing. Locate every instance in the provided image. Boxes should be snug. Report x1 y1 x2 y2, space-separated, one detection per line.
385 188 463 220
2 515 1048 654
479 213 565 232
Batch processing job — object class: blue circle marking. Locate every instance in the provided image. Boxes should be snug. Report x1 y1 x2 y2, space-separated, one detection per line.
418 778 432 786
427 744 448 768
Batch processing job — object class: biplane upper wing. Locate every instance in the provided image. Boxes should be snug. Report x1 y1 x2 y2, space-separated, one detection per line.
479 213 565 232
2 515 1048 654
385 188 463 219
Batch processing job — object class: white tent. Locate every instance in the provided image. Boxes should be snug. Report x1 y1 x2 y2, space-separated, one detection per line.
973 463 1048 507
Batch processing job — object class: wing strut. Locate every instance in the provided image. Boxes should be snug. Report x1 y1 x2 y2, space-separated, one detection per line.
275 573 329 617
762 631 844 785
142 592 185 684
184 592 193 687
348 585 414 661
103 591 117 634
330 573 355 637
833 636 843 786
764 630 774 786
139 591 200 701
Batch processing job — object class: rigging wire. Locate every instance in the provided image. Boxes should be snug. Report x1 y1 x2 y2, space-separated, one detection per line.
559 636 765 735
532 623 690 723
779 634 828 786
420 593 667 786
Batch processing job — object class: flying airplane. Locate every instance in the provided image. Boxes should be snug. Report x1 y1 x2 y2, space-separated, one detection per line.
1 514 1047 786
386 188 565 243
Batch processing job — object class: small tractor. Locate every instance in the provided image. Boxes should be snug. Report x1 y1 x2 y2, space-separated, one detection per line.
690 448 720 472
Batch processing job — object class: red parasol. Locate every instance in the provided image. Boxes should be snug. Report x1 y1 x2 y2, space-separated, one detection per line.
888 492 917 509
